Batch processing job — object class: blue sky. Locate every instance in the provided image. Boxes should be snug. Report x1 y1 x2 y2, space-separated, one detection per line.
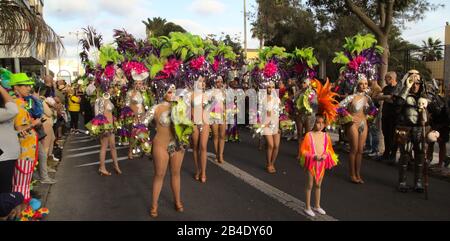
401 0 449 45
44 0 259 60
43 0 448 60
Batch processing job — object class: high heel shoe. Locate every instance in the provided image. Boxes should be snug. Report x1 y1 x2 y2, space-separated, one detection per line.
150 206 158 218
175 203 184 213
200 176 207 183
98 169 111 176
266 165 276 174
217 156 224 164
357 177 365 184
113 163 122 175
194 173 200 181
350 176 359 184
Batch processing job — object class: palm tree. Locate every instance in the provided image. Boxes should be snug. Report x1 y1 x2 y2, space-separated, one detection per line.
142 17 186 37
0 0 63 57
142 17 167 37
79 26 103 66
421 37 443 61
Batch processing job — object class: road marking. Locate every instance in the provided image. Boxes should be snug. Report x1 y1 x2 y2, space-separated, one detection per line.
75 156 129 167
70 135 92 141
65 146 128 158
186 149 338 221
209 156 337 221
74 139 98 143
67 145 102 152
67 145 128 152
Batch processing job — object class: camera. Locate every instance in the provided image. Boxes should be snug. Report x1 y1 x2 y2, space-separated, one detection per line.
35 125 47 141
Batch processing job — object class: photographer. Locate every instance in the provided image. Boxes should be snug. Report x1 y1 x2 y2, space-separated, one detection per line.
0 84 20 193
28 89 57 185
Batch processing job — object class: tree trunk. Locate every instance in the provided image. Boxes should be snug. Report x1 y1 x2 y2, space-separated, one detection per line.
377 34 389 88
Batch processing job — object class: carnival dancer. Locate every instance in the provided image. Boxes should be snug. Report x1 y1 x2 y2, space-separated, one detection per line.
226 77 240 142
250 46 289 173
278 81 295 140
289 47 320 158
334 34 382 184
191 76 211 183
284 78 297 141
210 76 227 164
9 73 39 202
146 84 191 218
393 70 442 193
295 78 318 159
125 66 151 159
338 75 377 184
299 79 339 217
261 81 282 173
86 82 122 176
300 115 338 217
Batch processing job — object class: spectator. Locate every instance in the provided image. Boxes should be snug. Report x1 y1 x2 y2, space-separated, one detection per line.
67 87 81 133
0 85 20 193
53 96 67 146
365 79 382 157
379 72 402 164
39 75 56 98
9 73 40 202
0 192 25 221
55 79 67 107
28 90 57 185
427 83 450 168
80 90 94 126
42 96 59 162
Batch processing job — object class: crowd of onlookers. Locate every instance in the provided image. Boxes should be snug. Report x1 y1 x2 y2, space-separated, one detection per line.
0 72 79 220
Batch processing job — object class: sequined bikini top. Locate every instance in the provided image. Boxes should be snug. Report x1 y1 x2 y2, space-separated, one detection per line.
145 102 171 127
159 110 171 127
95 98 114 115
339 93 369 114
351 96 366 113
131 92 144 105
126 90 144 105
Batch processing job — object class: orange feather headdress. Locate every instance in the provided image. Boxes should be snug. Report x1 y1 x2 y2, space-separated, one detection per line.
310 79 339 125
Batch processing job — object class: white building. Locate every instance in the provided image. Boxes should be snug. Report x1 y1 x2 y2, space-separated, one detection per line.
0 0 59 76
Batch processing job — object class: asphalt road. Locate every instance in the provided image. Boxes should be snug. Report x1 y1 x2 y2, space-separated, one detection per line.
45 128 450 221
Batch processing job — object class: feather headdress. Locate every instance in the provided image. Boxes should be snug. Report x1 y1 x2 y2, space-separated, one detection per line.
333 34 383 94
311 79 339 125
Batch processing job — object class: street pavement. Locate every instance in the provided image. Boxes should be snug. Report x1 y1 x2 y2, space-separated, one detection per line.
44 128 450 221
